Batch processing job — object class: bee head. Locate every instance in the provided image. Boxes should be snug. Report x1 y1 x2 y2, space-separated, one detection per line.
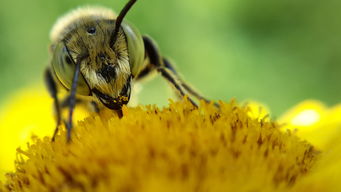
50 1 139 109
62 19 131 107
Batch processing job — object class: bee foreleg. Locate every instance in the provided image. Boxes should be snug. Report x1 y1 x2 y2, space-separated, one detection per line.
44 68 62 142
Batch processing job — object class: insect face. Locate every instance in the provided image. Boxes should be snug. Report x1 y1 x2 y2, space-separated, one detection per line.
65 20 132 106
51 15 134 109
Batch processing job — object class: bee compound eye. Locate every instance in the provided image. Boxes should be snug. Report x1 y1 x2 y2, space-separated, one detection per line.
87 27 96 34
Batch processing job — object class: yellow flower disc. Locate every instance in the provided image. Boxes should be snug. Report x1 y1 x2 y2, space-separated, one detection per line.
0 95 318 192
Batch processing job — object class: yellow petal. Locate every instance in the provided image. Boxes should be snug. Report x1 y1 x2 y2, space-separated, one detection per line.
0 87 89 180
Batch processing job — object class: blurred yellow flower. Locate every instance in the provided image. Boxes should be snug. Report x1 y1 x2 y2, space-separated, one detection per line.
0 87 89 181
279 100 341 149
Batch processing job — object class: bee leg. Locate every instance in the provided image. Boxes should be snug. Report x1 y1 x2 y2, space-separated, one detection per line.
161 58 219 107
65 60 81 142
162 58 209 103
134 36 162 80
142 36 196 106
90 101 100 113
157 67 198 107
44 68 62 142
142 36 214 107
135 64 155 80
60 96 81 108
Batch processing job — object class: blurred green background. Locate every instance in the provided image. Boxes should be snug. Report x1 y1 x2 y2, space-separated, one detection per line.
0 0 341 116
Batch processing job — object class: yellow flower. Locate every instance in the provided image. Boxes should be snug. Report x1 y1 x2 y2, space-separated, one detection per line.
0 87 89 181
290 132 341 192
278 100 341 192
0 88 322 191
279 100 341 149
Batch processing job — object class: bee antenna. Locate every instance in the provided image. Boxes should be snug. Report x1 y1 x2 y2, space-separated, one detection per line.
111 0 137 47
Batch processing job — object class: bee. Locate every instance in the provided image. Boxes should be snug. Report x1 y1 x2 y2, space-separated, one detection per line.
44 0 213 142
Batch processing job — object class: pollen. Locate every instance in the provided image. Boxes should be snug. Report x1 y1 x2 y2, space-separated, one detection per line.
0 97 322 192
120 95 129 102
